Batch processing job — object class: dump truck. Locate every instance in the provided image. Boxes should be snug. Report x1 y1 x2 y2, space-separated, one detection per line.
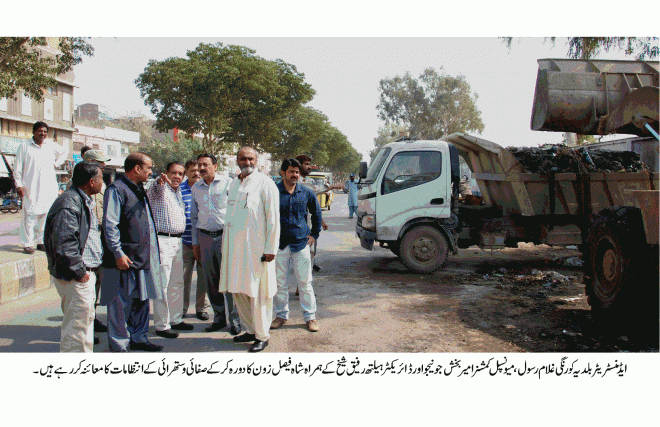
356 58 658 318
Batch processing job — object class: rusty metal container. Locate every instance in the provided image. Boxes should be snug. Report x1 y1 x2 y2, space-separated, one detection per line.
445 133 656 220
531 59 659 136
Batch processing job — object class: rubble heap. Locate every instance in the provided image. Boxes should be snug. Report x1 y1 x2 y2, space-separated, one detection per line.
506 145 647 175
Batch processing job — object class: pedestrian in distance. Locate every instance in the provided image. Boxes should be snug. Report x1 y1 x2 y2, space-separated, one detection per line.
147 161 194 338
271 158 322 333
346 174 359 219
220 147 280 352
44 161 104 352
190 153 241 334
13 121 68 254
100 153 166 352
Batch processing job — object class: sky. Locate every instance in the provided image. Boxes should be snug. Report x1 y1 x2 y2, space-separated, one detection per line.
71 37 641 161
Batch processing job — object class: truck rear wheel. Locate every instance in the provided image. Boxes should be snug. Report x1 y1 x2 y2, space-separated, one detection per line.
399 225 448 273
584 207 647 317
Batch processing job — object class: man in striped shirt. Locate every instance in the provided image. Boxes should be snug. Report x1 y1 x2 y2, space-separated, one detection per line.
147 161 193 338
180 159 210 320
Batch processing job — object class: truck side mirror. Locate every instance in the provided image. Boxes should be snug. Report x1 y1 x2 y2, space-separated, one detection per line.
359 162 368 179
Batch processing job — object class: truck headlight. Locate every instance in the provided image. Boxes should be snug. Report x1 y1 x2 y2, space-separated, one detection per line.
362 214 376 231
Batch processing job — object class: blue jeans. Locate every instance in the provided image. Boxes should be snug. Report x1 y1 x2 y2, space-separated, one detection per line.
348 205 357 218
274 245 316 322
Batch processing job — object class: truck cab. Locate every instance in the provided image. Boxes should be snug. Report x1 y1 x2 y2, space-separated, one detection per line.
356 138 461 272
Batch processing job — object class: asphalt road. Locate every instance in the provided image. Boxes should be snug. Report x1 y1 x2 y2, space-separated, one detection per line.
0 193 657 353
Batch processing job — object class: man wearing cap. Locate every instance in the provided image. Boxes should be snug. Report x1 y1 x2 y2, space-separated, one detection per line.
346 174 359 219
81 148 112 335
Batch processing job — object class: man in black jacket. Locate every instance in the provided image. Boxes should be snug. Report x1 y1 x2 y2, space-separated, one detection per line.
100 153 166 352
44 162 104 352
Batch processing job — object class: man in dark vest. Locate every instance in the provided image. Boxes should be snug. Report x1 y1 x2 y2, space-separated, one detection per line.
100 152 166 352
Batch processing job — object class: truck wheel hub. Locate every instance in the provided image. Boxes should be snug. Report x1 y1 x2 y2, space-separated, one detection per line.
413 238 436 261
601 248 619 282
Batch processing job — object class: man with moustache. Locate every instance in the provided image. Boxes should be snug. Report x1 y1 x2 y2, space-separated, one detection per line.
190 153 241 334
147 161 194 338
271 158 322 333
179 159 211 320
100 153 166 352
13 121 68 254
220 147 280 352
44 161 104 352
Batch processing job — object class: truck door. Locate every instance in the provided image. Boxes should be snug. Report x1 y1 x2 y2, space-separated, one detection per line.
375 149 450 241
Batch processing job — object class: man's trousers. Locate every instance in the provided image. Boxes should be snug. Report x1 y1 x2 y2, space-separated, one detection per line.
20 210 46 248
197 231 240 329
234 293 272 342
182 242 210 316
153 236 184 331
52 272 96 353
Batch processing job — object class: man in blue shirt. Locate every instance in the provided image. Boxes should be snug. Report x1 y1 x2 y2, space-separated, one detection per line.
179 159 210 320
271 158 323 332
346 174 359 219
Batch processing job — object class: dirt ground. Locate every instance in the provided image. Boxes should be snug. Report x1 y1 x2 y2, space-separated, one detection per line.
269 198 659 354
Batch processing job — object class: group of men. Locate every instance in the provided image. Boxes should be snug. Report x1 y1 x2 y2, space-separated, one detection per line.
15 121 331 353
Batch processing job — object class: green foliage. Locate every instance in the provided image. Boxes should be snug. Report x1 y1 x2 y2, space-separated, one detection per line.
370 123 409 162
377 68 484 140
501 37 659 60
135 43 315 155
140 135 206 173
268 106 362 174
0 37 93 100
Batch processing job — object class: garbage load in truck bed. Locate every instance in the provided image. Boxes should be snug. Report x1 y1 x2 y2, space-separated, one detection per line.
445 132 658 247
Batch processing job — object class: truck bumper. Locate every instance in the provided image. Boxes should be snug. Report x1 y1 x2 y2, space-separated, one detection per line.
356 224 376 250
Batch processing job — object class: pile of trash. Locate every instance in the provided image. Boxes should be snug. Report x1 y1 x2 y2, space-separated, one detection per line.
507 145 647 174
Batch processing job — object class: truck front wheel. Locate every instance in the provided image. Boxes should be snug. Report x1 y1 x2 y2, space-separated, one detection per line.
399 225 448 273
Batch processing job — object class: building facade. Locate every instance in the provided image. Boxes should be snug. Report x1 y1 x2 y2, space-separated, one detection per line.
74 125 140 169
0 39 76 178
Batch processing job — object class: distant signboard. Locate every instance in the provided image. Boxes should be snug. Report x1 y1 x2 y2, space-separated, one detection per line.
73 154 83 164
0 136 30 154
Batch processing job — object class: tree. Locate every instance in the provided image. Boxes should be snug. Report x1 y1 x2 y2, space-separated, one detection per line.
370 123 409 162
109 113 155 145
267 106 362 175
501 37 659 60
268 106 330 160
135 43 315 155
377 68 485 140
140 135 206 173
0 37 93 100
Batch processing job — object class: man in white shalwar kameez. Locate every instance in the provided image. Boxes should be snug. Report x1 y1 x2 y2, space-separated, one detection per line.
220 147 280 353
13 121 68 254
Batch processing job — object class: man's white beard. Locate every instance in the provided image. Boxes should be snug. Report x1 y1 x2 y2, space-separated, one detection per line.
241 165 254 176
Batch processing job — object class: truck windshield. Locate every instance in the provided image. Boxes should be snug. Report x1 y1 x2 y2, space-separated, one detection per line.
365 147 391 183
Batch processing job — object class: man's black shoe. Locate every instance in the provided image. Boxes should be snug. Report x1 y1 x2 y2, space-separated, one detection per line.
205 321 227 332
155 329 179 339
196 312 210 321
129 341 163 352
94 318 107 332
313 264 321 272
249 340 268 352
233 333 256 343
94 336 99 345
171 322 194 331
230 325 241 336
